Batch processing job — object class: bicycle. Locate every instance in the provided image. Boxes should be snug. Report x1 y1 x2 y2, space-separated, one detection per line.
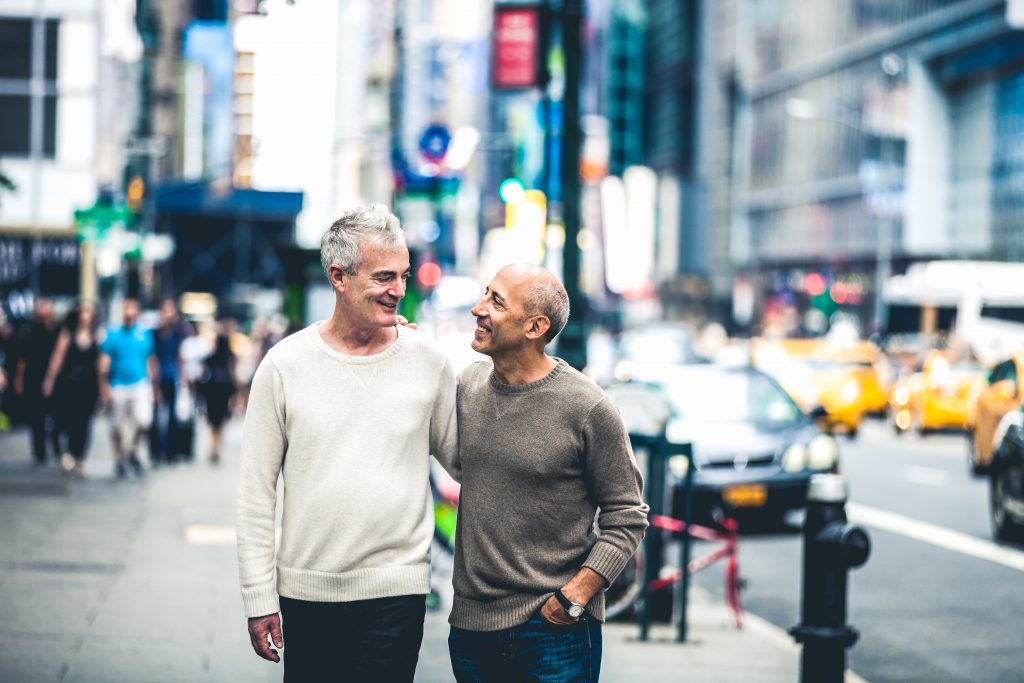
605 509 745 629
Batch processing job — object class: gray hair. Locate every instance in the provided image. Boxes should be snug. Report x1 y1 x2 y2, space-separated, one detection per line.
320 204 406 278
521 274 570 342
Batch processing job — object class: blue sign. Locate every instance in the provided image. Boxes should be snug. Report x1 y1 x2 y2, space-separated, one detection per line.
419 124 452 163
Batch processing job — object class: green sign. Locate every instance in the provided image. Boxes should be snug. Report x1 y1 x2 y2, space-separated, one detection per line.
73 202 135 243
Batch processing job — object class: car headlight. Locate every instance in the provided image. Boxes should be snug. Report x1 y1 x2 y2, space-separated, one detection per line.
807 434 839 470
840 379 861 404
782 443 808 472
893 385 911 406
668 454 690 478
613 360 634 382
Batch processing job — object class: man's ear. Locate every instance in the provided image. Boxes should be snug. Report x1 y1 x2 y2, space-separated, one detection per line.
525 315 552 341
328 265 346 291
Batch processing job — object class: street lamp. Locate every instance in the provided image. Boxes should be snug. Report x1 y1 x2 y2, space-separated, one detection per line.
783 54 902 337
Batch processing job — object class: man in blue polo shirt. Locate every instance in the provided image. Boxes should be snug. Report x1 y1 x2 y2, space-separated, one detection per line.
100 298 159 478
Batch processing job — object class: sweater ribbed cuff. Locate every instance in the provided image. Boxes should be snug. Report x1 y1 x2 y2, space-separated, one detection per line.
583 542 631 585
278 564 430 604
241 583 280 618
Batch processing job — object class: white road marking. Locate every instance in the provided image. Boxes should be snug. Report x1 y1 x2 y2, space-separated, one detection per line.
903 465 950 488
183 523 236 546
847 503 1024 573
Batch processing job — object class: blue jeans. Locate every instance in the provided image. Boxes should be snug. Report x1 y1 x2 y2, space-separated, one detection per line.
449 613 602 683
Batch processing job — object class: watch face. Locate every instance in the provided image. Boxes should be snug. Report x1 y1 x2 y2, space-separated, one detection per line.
568 604 585 619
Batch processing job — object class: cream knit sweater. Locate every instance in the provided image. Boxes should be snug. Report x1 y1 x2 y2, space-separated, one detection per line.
236 323 458 618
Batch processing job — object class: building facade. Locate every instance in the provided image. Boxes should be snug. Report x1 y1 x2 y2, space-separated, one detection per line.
734 0 1024 335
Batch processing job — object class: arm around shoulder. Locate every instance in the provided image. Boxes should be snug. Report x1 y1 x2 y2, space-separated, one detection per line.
430 356 460 482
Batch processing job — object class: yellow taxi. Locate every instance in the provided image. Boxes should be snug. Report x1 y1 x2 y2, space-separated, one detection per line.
888 350 985 435
751 339 885 438
817 341 890 415
966 353 1024 474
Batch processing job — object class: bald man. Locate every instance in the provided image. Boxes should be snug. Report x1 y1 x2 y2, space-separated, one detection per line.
447 265 649 683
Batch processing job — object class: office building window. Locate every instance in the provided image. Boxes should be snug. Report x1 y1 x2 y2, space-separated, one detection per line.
0 17 59 159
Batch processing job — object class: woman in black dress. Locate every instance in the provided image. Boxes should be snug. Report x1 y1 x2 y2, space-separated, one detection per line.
42 304 101 478
199 332 236 463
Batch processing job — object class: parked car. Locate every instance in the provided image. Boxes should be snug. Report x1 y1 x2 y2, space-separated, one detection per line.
966 353 1024 475
987 406 1024 543
607 364 839 531
887 350 985 435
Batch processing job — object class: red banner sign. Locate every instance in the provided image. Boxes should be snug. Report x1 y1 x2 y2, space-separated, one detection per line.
492 6 542 90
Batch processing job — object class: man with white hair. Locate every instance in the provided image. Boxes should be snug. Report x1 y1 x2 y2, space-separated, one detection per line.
236 204 458 681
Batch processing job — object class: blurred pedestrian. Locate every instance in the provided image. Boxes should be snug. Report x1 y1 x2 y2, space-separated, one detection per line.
0 308 17 425
447 265 648 682
236 204 457 680
152 298 189 464
225 318 258 412
198 328 235 463
99 298 158 479
176 319 213 463
41 303 101 478
14 297 60 465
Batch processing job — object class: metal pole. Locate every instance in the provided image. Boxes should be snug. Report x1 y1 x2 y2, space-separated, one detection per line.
676 442 694 642
125 0 157 301
556 0 587 371
872 53 902 336
637 434 665 641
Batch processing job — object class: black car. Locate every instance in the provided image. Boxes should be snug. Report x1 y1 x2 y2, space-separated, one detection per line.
608 364 840 531
989 408 1024 544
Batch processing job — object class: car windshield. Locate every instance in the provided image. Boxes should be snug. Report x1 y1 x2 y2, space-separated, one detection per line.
662 371 804 426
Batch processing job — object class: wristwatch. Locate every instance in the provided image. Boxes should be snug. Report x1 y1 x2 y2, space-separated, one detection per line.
554 589 586 619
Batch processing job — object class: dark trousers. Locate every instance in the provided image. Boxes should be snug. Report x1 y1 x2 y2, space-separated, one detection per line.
279 594 426 683
449 614 602 683
26 396 57 463
59 401 94 460
150 380 181 462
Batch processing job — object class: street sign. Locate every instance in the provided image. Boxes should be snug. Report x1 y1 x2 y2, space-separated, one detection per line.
492 4 543 90
73 201 135 243
124 136 167 157
419 124 452 164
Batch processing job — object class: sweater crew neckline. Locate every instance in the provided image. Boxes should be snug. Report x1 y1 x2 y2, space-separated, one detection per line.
488 357 568 395
310 321 407 364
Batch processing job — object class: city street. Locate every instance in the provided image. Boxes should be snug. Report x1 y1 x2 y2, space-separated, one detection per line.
3 406 1022 682
0 414 801 683
694 419 1024 683
4 1 1024 681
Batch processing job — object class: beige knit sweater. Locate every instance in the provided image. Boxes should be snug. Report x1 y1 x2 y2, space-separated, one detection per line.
236 323 458 618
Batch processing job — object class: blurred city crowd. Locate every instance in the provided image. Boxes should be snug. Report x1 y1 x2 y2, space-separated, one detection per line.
0 297 292 479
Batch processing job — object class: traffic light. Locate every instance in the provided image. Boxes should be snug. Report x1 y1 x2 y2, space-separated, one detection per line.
126 176 145 211
498 177 526 204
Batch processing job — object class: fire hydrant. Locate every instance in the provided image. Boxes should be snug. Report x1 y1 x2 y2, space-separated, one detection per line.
790 474 871 683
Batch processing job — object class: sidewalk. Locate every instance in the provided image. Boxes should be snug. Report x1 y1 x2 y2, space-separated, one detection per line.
0 416 802 682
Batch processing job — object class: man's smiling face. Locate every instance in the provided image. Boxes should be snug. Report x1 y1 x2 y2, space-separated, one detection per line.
470 267 532 357
339 243 411 330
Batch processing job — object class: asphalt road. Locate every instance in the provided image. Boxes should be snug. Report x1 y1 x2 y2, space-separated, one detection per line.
692 420 1024 683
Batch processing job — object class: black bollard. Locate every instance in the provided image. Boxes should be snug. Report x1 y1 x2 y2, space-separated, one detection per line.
790 474 871 683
